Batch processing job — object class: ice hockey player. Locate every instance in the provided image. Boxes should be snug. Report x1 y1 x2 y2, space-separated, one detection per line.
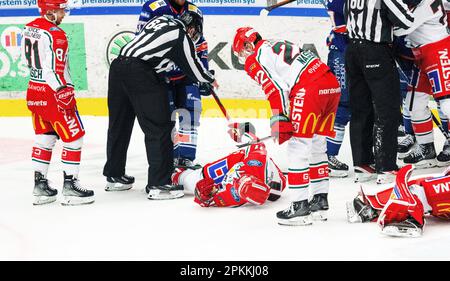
136 0 212 169
394 0 450 168
324 0 350 178
347 164 450 237
22 0 94 206
172 125 286 207
232 27 341 226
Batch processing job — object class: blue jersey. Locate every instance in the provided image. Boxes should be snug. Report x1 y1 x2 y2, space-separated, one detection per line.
326 0 347 52
136 0 209 80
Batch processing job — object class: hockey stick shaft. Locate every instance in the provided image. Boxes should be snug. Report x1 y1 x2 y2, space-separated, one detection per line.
264 0 296 12
431 110 450 139
210 89 232 122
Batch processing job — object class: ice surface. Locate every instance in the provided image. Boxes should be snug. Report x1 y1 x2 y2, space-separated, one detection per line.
1 116 450 260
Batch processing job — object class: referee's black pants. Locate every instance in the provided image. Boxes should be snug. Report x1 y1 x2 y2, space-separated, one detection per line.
345 40 400 172
103 56 174 186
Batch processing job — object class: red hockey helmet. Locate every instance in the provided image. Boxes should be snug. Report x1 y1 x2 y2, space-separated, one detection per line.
38 0 68 15
236 174 270 205
232 27 260 58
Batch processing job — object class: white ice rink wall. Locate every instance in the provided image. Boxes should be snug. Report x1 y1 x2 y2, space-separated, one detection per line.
0 1 332 116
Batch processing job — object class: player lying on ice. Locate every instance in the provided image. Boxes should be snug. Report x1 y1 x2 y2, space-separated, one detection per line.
172 124 286 207
347 164 450 237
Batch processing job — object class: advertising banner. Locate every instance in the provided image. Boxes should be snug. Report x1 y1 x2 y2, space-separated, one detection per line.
0 0 328 17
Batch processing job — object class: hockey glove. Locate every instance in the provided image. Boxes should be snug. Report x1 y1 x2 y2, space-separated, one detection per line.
270 114 294 145
199 70 215 96
227 122 256 143
55 86 76 116
194 177 218 206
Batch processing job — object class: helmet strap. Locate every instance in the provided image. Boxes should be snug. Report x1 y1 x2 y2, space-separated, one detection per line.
43 11 58 25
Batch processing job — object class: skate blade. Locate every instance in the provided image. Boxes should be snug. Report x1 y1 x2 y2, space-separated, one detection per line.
381 225 422 238
403 159 437 169
397 152 410 160
33 195 57 205
436 160 450 167
61 196 95 206
105 183 133 192
311 210 328 221
346 201 362 223
329 170 348 178
277 215 313 226
147 190 184 200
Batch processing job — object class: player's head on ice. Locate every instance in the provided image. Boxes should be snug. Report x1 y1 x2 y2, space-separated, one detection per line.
232 27 262 64
38 0 70 25
179 10 203 43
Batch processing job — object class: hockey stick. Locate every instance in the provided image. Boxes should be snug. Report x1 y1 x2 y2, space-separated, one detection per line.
236 135 273 148
210 89 232 122
431 110 450 139
260 0 296 16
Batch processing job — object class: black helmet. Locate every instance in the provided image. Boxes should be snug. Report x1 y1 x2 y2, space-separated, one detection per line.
179 10 203 42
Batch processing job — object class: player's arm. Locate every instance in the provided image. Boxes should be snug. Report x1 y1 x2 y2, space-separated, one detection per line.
384 0 415 30
244 53 289 117
171 32 215 84
63 53 74 88
136 1 157 34
41 31 67 91
394 1 438 37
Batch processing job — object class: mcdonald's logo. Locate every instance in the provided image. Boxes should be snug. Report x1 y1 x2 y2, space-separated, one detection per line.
301 113 321 135
319 112 336 133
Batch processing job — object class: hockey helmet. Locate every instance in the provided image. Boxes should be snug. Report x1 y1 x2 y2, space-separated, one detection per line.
236 174 270 205
232 27 260 59
38 0 69 15
179 10 203 42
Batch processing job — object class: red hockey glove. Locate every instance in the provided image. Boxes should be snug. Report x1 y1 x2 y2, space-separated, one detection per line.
227 122 256 142
55 86 76 116
270 115 294 145
194 177 219 206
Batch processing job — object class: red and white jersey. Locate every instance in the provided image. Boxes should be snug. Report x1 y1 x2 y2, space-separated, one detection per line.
395 0 449 47
201 140 286 207
21 17 72 92
244 40 330 116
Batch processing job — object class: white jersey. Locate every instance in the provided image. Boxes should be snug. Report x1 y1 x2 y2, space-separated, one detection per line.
395 0 449 47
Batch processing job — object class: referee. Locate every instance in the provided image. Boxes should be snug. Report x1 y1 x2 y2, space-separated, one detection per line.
103 12 217 199
344 0 414 183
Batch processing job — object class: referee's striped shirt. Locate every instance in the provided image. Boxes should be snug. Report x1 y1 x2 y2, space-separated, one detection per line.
345 0 415 43
120 15 214 84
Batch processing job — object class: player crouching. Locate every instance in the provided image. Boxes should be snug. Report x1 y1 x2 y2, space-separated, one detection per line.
172 124 286 207
346 164 450 237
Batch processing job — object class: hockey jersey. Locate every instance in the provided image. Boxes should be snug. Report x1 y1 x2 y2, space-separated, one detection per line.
395 0 449 47
21 18 73 115
244 40 330 116
201 138 286 207
136 0 208 80
326 0 347 52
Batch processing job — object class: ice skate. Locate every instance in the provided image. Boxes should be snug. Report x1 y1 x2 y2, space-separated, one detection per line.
147 184 184 200
309 193 329 221
328 155 349 178
61 172 95 206
33 171 57 205
276 200 313 226
105 174 135 191
381 217 423 238
403 143 437 169
354 165 377 183
346 197 378 223
437 140 450 167
174 158 202 170
397 134 415 160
